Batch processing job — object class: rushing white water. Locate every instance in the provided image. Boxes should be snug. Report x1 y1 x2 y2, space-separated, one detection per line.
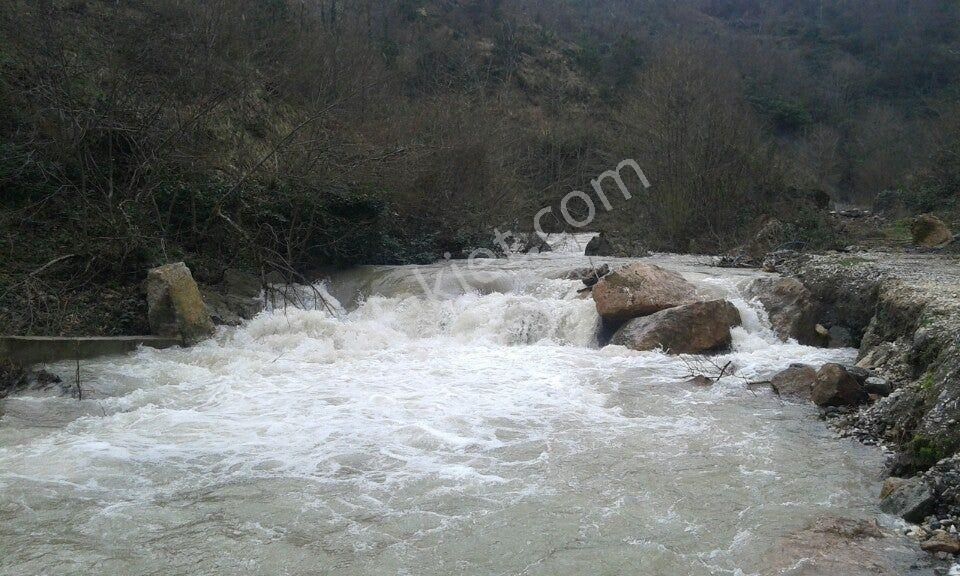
0 245 918 575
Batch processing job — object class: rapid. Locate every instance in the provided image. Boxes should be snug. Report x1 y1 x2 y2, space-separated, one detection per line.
0 237 919 575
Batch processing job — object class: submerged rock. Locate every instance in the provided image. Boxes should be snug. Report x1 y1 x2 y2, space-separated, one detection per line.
610 299 742 354
592 263 697 322
146 262 216 345
771 363 818 401
812 363 868 407
761 516 906 576
746 277 823 345
686 375 714 387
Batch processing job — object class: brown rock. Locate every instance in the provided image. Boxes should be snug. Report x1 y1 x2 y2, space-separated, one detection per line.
746 277 823 345
610 300 742 354
592 263 696 322
911 214 953 247
761 516 901 576
771 364 818 401
686 375 714 387
146 262 216 345
921 530 960 554
812 363 868 407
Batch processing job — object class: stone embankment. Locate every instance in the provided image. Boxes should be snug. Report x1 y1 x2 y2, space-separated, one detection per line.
782 251 960 559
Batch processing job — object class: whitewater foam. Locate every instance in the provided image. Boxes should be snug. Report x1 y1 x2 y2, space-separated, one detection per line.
0 254 894 575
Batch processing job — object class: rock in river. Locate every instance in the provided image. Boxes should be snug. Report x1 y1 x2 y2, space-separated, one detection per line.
592 263 697 322
146 262 216 345
610 300 742 354
812 363 868 407
746 277 823 345
771 363 818 401
880 476 935 523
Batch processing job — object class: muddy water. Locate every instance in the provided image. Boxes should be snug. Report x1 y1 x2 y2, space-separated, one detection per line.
0 245 925 575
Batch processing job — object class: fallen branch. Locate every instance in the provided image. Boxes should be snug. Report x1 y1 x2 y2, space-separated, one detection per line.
29 253 80 277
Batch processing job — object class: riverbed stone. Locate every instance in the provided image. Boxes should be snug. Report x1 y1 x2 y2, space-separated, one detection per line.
146 262 216 345
592 263 697 322
812 363 868 407
761 516 903 576
610 299 742 354
921 530 960 554
746 277 823 345
771 363 818 401
880 477 935 523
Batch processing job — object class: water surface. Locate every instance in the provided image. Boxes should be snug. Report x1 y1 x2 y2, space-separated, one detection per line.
0 245 908 575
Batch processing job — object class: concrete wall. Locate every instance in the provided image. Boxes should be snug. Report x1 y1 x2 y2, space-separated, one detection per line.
0 336 182 366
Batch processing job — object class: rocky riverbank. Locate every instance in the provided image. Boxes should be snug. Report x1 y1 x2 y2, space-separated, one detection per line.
778 250 960 560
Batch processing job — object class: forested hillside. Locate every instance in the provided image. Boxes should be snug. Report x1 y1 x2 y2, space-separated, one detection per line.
2 0 959 334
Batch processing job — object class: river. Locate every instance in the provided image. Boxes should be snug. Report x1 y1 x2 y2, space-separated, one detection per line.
0 238 924 574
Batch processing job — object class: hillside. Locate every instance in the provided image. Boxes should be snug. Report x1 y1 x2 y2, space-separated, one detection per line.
1 0 959 335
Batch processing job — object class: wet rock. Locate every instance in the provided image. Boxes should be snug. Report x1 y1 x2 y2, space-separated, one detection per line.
202 269 265 326
771 363 818 401
592 263 697 322
0 359 27 399
828 325 854 348
610 300 742 354
521 234 552 254
921 531 960 554
880 477 935 523
746 277 823 345
812 363 868 407
581 264 610 288
33 369 62 388
911 214 953 248
584 232 614 257
146 262 216 345
686 375 714 387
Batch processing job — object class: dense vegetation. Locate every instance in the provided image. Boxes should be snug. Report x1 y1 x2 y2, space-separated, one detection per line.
1 0 959 334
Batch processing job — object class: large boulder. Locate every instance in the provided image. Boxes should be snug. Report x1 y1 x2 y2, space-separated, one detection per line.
771 363 818 401
592 263 697 322
911 214 953 248
879 476 935 523
146 262 216 345
610 300 742 354
812 363 868 407
746 277 823 345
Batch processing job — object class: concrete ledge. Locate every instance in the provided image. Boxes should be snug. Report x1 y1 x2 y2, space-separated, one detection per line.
0 336 183 365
